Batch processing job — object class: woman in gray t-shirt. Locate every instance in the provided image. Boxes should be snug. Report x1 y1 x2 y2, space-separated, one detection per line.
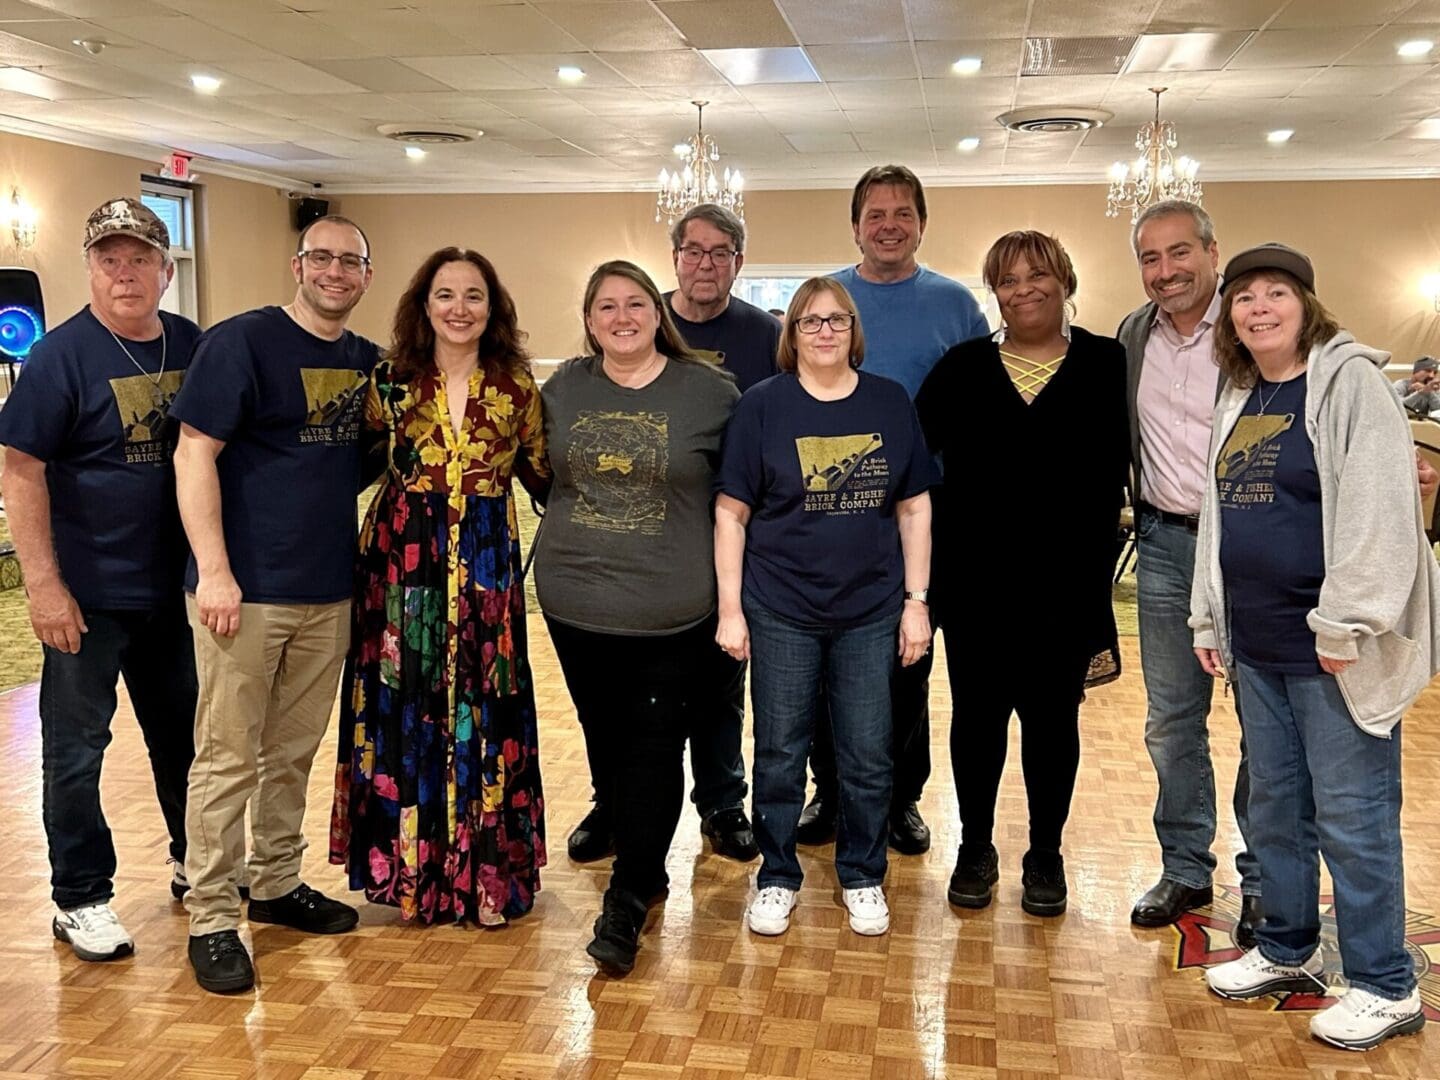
534 260 740 976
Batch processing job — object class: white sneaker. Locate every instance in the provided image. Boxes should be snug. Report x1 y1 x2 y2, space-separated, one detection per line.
1310 987 1425 1050
52 903 135 962
1206 946 1325 1000
842 886 890 936
747 886 799 935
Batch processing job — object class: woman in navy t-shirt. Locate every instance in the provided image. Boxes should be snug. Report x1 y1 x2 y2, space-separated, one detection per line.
715 276 936 939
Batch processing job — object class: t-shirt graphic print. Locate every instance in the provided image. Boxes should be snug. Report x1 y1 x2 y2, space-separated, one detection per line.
1217 411 1295 501
109 369 185 463
796 432 887 513
299 367 367 444
567 409 669 534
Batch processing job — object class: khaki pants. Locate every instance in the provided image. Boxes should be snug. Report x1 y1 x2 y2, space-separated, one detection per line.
183 598 349 935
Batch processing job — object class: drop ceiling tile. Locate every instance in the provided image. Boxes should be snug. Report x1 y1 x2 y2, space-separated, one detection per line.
1338 24 1440 66
907 0 1023 40
829 77 925 109
596 48 724 86
19 60 173 96
216 59 368 95
1028 0 1155 36
700 45 817 83
89 13 275 58
302 10 466 58
784 130 859 152
423 5 583 53
0 65 99 97
532 2 687 52
306 58 455 93
656 1 795 49
231 141 343 160
500 51 632 86
1124 31 1254 72
187 11 374 60
1227 27 1374 69
0 26 86 63
0 16 132 52
939 74 1016 109
1013 73 1118 106
915 39 1024 78
1198 66 1321 96
735 81 835 107
395 54 542 91
1290 64 1431 98
1267 0 1415 27
840 106 932 131
806 42 917 81
767 107 853 132
777 0 906 45
14 0 171 13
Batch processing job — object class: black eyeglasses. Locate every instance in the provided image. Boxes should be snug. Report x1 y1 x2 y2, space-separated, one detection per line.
299 249 370 274
795 313 855 334
677 246 736 267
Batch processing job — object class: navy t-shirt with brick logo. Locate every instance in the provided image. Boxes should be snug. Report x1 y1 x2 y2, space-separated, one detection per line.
168 305 380 604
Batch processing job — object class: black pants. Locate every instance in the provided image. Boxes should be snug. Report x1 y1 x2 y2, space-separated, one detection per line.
810 646 932 808
546 613 732 901
40 604 196 909
949 646 1088 854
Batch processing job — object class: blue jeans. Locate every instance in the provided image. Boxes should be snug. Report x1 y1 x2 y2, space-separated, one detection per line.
746 599 895 890
1236 662 1413 1000
1136 513 1259 894
40 604 196 910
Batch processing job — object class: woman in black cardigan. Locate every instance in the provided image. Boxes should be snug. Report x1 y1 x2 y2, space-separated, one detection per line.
916 230 1127 917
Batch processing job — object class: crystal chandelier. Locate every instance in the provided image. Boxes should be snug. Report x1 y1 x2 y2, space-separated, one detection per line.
656 100 744 226
1105 87 1202 223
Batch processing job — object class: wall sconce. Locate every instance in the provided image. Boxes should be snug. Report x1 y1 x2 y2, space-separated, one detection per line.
1423 273 1440 314
7 189 37 249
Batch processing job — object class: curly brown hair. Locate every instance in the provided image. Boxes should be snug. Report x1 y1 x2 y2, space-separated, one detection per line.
388 248 530 383
1215 269 1339 390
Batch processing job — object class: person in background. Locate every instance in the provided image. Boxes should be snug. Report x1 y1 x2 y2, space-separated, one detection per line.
535 260 740 975
172 215 380 994
715 276 935 940
797 164 989 856
1392 356 1440 414
330 248 549 926
0 197 199 962
917 231 1126 917
1193 242 1433 1051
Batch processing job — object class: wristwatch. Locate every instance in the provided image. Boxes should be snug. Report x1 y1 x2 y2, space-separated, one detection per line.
904 589 929 604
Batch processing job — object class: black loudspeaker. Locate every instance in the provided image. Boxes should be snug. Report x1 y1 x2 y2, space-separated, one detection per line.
292 196 331 231
0 267 44 363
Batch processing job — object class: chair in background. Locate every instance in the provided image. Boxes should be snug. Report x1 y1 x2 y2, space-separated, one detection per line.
1410 418 1440 543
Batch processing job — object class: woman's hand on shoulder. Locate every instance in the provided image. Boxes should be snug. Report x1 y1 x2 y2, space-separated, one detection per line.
716 610 750 661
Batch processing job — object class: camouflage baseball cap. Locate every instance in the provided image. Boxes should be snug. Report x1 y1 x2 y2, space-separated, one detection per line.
83 196 170 253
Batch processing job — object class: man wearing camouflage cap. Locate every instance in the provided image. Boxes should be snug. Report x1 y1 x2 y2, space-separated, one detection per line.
0 196 201 961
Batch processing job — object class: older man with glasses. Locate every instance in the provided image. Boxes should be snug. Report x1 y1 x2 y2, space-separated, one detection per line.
170 215 381 994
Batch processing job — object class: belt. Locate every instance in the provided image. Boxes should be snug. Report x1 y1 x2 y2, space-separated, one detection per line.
1136 501 1200 532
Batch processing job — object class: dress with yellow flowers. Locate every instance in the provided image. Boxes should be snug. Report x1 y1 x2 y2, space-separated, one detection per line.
329 357 550 925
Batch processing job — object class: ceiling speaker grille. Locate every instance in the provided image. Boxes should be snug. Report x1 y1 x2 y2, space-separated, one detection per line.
1023 36 1138 76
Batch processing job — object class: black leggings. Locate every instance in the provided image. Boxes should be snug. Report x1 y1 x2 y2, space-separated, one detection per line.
948 644 1088 855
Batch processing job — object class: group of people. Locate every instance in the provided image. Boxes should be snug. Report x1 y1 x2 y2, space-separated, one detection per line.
0 166 1433 1052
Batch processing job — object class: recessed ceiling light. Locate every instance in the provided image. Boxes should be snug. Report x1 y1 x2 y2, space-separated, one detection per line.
672 142 691 156
951 57 982 75
405 145 426 159
1267 128 1294 143
1398 39 1434 58
190 73 221 93
557 65 586 82
957 137 980 151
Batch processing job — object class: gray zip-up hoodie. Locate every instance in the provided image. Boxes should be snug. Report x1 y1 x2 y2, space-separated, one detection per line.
1189 331 1440 735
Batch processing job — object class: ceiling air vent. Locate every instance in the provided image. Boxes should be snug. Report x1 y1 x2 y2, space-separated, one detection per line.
376 123 480 144
996 106 1113 134
1023 36 1138 76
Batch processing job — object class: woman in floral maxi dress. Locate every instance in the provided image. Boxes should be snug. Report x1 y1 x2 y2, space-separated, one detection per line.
330 248 550 925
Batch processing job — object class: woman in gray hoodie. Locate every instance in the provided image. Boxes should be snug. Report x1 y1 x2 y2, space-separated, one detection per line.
1188 242 1438 1051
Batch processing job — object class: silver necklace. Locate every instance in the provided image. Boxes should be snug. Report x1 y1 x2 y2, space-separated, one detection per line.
1255 379 1283 416
108 323 167 409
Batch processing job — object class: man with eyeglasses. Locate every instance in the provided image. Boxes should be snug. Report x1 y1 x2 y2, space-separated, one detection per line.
624 203 776 865
797 165 989 856
170 215 380 994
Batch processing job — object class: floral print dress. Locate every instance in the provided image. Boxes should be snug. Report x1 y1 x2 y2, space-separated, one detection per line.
330 357 550 925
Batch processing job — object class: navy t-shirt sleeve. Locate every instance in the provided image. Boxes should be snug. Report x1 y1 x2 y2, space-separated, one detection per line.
169 326 255 441
716 390 766 508
0 353 72 460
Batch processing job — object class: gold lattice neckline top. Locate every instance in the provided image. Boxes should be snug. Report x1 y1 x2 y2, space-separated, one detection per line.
999 347 1066 401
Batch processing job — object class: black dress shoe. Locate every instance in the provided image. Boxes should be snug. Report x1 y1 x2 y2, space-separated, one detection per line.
796 792 836 846
701 807 759 862
586 889 647 975
887 800 931 855
1234 895 1263 949
568 805 614 863
947 844 1000 909
1129 879 1214 927
247 882 358 934
1021 850 1067 917
188 930 254 994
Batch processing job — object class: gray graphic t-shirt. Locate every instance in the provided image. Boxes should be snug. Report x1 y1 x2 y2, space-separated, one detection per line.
535 354 739 635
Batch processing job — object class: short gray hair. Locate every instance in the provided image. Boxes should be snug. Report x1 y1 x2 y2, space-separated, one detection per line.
669 203 746 254
1130 199 1215 256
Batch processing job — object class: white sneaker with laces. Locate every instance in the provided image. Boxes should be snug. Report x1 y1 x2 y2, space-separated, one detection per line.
842 886 890 936
52 903 135 962
1206 946 1325 1000
747 886 799 935
1310 987 1425 1050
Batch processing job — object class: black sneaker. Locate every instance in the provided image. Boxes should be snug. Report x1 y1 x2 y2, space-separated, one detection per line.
795 792 836 846
948 844 1000 909
188 930 254 994
586 890 647 975
169 861 250 902
700 807 759 862
1021 850 1067 917
247 883 358 934
568 805 615 863
887 800 931 855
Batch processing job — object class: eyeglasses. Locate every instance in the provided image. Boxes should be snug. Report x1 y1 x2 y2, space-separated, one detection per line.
795 313 855 334
299 249 370 274
677 246 736 267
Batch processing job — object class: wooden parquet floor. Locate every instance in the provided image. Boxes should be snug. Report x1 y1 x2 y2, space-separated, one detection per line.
1 626 1438 1080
